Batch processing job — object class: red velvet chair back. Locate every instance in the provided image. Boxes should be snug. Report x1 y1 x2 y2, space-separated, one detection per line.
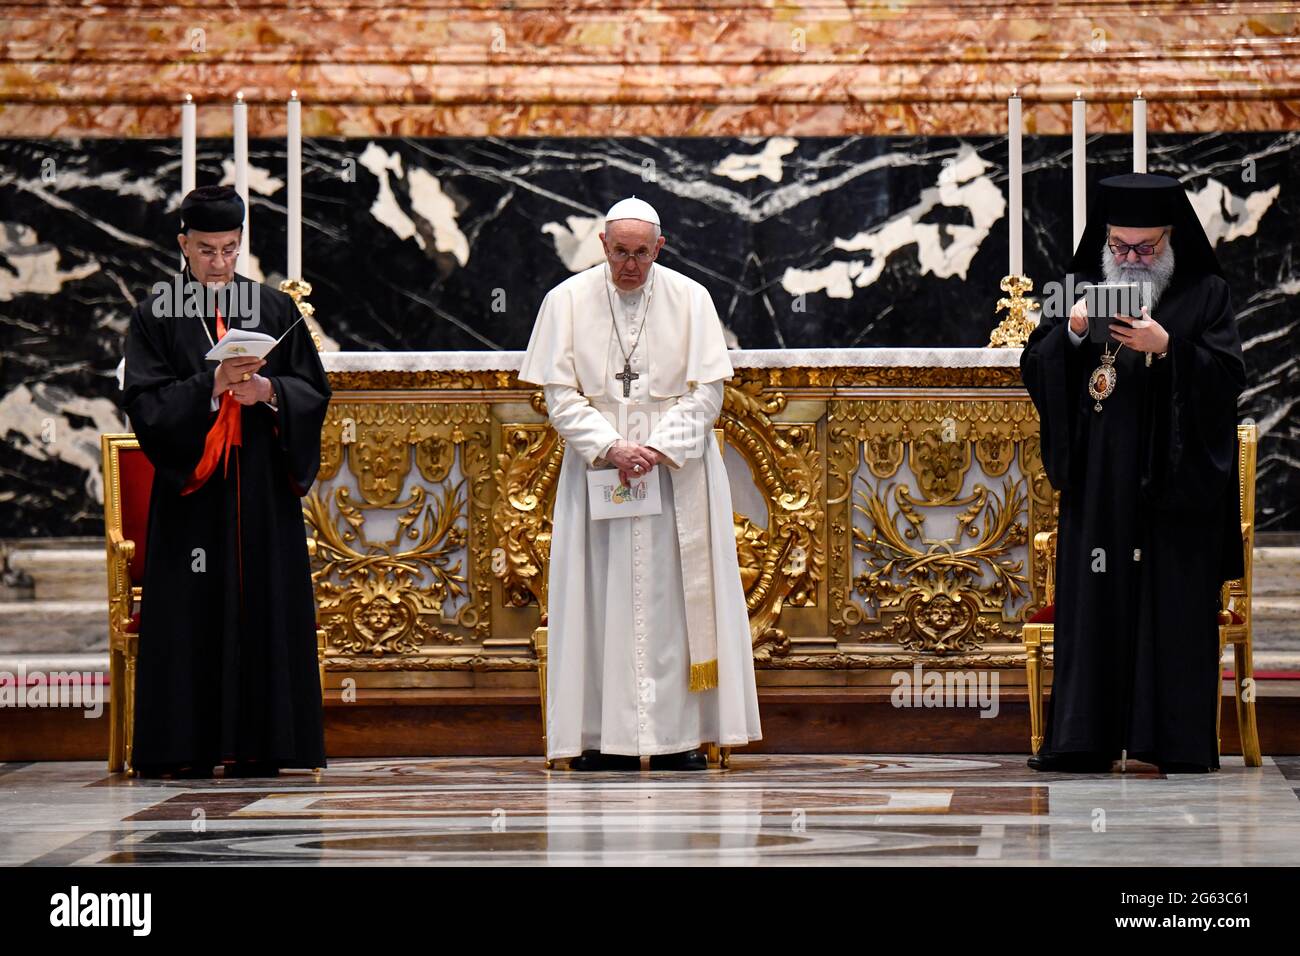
117 446 154 585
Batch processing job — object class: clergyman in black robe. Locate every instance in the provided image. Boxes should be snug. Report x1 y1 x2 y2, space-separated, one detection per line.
1020 173 1246 774
121 185 330 777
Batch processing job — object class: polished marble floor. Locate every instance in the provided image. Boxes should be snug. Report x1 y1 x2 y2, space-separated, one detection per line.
1 755 1298 866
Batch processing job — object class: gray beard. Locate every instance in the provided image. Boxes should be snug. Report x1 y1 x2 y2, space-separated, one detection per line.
1100 244 1176 310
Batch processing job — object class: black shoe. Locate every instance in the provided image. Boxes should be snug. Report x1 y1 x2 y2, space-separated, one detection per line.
222 761 281 778
568 751 642 772
1027 752 1114 773
649 749 708 771
1157 761 1213 774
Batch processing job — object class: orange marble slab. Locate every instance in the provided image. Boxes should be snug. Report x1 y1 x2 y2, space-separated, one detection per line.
0 0 1296 136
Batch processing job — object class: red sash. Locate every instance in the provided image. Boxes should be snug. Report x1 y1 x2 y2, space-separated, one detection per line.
181 308 243 495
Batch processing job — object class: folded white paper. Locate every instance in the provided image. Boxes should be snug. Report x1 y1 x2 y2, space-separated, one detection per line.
586 466 662 520
204 313 308 363
204 328 278 362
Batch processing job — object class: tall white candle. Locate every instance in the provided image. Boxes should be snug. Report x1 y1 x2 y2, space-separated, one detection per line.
181 93 196 196
1008 89 1023 276
287 91 302 281
233 91 251 275
1133 92 1147 173
1072 93 1086 252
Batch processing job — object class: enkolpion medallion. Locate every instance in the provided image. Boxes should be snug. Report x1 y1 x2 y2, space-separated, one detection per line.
1089 349 1119 412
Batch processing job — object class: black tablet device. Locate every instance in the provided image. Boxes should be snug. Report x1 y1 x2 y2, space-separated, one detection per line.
1084 282 1141 345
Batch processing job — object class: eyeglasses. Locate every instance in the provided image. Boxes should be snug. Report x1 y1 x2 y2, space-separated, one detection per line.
607 248 655 264
1107 230 1167 257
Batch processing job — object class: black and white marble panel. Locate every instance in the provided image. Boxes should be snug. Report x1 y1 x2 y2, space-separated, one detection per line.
0 133 1295 536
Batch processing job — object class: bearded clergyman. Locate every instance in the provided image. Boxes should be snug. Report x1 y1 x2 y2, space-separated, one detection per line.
1021 173 1246 774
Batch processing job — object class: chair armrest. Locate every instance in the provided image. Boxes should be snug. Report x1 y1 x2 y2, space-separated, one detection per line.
105 528 138 641
107 527 135 564
1033 531 1058 604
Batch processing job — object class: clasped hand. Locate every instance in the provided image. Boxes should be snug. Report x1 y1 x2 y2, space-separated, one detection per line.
605 439 665 486
214 356 272 405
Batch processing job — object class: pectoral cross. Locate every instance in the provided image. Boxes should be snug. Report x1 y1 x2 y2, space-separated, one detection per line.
615 361 640 397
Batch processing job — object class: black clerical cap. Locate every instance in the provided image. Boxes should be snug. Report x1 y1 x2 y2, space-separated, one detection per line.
180 185 246 233
1069 172 1222 279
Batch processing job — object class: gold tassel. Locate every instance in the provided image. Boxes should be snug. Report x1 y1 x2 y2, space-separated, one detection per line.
689 659 718 692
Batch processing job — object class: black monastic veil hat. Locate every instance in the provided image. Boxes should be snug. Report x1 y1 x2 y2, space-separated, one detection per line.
1068 172 1223 279
180 185 246 233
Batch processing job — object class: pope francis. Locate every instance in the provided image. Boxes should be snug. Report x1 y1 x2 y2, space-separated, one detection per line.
517 197 763 771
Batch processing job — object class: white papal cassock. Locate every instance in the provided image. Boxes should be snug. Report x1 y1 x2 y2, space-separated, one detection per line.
518 260 763 760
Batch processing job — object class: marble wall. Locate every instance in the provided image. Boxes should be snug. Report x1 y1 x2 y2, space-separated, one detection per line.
1 131 1296 537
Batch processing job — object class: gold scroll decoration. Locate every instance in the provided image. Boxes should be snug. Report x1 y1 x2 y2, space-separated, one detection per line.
720 377 823 655
491 391 564 615
304 402 497 670
827 398 1053 664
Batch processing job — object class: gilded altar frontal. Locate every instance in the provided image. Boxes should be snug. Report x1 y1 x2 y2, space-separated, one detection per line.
309 359 1051 688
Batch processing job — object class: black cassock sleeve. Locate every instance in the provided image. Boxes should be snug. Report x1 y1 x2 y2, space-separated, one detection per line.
265 299 332 496
122 301 218 496
1141 275 1247 581
1019 312 1091 493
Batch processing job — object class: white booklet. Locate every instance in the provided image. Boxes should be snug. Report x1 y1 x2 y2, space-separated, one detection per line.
204 314 306 362
586 466 663 520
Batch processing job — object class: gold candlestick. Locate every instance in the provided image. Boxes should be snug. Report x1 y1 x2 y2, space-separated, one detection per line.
988 274 1040 348
279 277 323 351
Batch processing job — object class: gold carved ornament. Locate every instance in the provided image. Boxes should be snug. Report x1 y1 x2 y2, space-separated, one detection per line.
988 274 1041 349
304 402 503 671
720 378 823 657
825 399 1053 665
492 392 563 616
